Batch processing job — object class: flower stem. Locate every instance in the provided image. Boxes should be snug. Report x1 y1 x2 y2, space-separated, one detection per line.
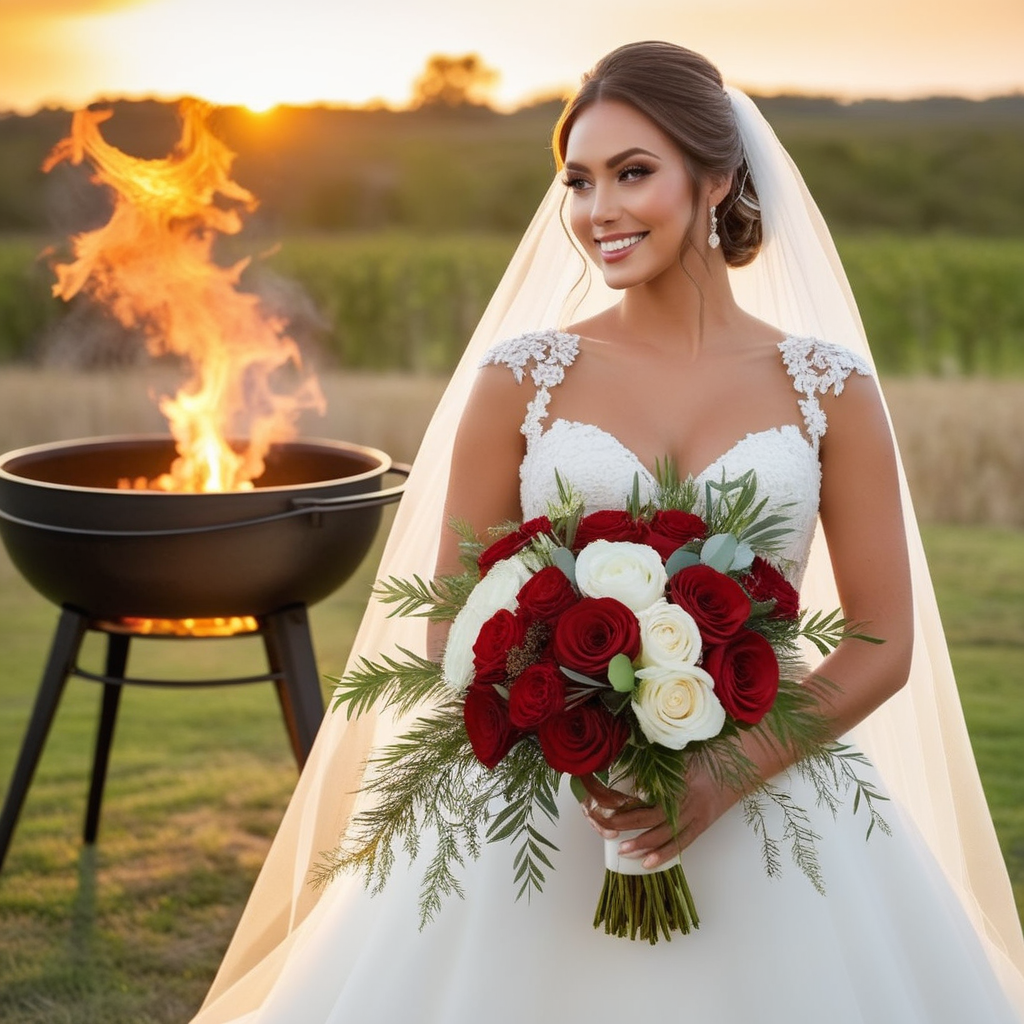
592 865 700 944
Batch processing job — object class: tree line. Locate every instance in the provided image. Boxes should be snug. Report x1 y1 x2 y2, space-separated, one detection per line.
0 92 1022 237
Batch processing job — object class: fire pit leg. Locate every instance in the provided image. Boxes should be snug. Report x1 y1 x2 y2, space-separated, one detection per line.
83 633 130 845
262 604 325 768
0 606 88 873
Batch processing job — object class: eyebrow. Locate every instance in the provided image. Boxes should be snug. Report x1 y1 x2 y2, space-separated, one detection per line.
563 147 660 172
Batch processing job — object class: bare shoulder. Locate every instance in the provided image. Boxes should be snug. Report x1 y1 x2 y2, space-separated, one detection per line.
565 306 618 342
456 361 531 443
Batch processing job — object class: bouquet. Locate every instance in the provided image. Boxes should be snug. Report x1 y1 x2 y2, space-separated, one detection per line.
322 469 887 943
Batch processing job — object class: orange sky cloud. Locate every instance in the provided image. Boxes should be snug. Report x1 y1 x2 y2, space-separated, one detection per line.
0 0 1021 113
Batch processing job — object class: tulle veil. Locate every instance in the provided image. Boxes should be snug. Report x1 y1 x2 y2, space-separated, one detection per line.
190 88 1024 1022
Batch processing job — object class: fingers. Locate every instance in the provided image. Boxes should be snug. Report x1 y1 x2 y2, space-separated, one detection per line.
581 804 694 868
618 825 688 869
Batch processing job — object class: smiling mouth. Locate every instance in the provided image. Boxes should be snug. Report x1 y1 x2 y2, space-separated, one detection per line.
597 233 647 255
596 233 648 263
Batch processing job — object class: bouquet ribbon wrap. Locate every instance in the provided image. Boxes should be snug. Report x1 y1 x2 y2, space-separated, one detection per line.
603 830 681 875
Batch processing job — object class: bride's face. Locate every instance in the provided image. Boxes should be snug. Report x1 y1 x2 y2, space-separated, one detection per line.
562 99 700 289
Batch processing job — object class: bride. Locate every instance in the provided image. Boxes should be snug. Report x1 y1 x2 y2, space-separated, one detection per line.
191 42 1024 1022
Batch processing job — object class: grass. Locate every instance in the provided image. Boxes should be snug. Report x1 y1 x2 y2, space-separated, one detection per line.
0 520 1021 1021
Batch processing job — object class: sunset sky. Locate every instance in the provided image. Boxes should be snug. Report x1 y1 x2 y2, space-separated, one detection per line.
2 0 1022 114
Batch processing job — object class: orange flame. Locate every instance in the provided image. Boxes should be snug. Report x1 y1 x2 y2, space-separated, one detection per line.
106 616 260 637
43 100 324 492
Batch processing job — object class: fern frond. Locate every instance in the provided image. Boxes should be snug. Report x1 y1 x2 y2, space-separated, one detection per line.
331 647 445 719
373 572 475 621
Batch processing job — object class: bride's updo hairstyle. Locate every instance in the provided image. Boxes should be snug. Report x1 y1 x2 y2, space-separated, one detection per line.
554 41 763 268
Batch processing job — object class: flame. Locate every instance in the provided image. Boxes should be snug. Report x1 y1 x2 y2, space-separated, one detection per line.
43 100 324 492
107 616 260 637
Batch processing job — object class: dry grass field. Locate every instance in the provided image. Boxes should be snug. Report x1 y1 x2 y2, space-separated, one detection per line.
0 368 1021 527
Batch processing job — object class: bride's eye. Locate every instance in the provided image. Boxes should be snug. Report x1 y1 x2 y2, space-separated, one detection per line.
619 164 652 182
561 174 591 192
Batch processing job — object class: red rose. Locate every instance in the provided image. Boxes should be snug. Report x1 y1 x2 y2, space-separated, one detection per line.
464 683 520 769
537 702 630 775
516 566 578 622
703 629 780 725
741 557 800 620
552 597 641 677
669 564 751 643
647 509 707 561
478 516 552 576
508 660 567 728
473 609 528 684
573 510 649 550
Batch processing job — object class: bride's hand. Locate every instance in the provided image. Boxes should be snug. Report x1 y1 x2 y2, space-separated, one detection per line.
578 765 739 869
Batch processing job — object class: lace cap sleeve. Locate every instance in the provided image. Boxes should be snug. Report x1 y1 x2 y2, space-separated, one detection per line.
479 329 580 443
779 335 873 449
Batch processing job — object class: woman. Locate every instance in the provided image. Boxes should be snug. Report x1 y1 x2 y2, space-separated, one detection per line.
192 42 1024 1023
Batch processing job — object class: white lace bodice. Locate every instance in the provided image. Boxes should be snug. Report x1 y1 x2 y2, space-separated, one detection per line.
480 329 872 586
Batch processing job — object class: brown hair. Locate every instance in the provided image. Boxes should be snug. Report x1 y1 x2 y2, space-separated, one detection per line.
553 41 762 268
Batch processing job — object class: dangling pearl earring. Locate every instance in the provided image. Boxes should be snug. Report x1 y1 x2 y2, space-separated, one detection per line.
708 205 720 249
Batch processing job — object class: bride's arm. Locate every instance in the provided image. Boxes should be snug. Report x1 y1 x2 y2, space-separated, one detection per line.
587 372 915 866
426 364 528 660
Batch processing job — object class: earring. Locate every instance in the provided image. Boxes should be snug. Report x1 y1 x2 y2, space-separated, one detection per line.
708 205 720 249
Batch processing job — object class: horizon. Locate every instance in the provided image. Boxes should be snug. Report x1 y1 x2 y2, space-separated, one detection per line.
4 86 1024 122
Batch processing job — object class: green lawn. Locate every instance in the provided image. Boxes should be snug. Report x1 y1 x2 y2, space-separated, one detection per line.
0 521 1021 1023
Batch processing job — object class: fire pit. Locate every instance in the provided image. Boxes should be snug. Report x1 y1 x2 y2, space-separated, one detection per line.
0 434 409 871
0 434 407 619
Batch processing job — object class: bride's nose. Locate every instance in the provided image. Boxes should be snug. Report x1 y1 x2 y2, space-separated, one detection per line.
590 182 621 225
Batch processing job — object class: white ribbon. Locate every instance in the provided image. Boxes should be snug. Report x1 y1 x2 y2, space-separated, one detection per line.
603 829 682 876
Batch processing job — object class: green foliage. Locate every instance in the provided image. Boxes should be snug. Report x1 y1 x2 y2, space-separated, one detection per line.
315 708 563 924
373 570 477 621
257 232 518 373
3 232 1024 377
838 235 1024 376
0 239 63 361
330 646 445 720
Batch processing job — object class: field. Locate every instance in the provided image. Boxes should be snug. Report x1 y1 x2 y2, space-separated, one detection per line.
0 368 1021 1022
3 234 1024 378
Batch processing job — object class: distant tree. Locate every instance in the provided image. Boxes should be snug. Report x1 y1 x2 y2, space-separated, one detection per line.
410 54 499 109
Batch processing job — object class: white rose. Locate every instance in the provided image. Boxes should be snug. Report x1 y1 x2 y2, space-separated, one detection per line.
575 540 667 613
632 664 725 749
637 599 702 668
441 555 533 692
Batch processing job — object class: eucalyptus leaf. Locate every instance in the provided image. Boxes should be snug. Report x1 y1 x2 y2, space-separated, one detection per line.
558 665 604 689
665 547 701 577
701 533 738 573
731 541 755 572
607 653 636 693
551 546 578 589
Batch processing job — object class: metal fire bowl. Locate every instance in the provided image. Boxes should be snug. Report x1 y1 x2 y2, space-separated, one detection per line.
0 435 409 620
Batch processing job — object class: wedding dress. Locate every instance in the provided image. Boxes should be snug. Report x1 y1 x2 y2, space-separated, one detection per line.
191 86 1024 1022
197 329 1016 1024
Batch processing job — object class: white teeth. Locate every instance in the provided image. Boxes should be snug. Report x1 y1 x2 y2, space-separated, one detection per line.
598 233 645 253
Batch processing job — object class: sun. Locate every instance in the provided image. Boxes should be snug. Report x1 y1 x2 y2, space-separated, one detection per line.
71 0 414 112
